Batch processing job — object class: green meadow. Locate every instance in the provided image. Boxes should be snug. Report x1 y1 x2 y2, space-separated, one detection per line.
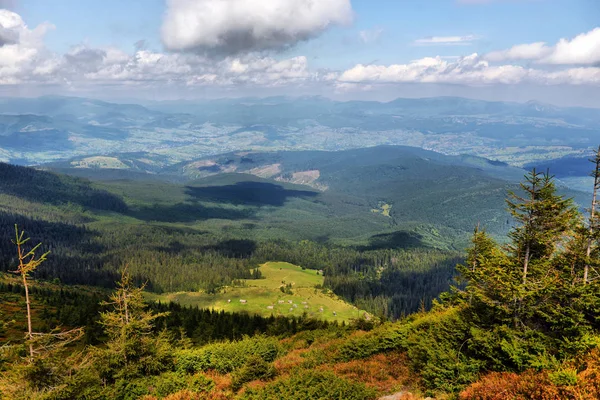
145 262 367 322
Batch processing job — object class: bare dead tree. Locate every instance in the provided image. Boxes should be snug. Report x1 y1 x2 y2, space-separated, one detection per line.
10 225 84 362
11 225 49 361
585 146 600 284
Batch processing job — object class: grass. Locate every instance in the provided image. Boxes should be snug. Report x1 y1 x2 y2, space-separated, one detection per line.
371 202 392 218
145 262 368 322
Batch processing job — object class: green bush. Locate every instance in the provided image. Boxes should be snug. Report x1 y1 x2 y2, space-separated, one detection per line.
107 372 214 400
240 370 377 400
231 355 277 390
548 368 578 386
337 323 407 362
404 308 482 393
176 335 283 374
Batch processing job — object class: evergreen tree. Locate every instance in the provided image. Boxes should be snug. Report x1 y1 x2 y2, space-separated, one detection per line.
506 169 577 286
96 270 173 382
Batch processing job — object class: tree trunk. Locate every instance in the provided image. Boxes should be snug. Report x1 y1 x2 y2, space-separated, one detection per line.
585 146 600 284
22 272 34 360
522 244 530 285
17 240 34 360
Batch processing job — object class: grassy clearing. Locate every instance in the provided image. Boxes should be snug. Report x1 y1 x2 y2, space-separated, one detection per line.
146 262 367 322
371 202 392 218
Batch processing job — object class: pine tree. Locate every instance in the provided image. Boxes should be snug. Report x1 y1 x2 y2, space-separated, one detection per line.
505 170 578 328
456 226 515 325
506 169 577 286
96 269 173 381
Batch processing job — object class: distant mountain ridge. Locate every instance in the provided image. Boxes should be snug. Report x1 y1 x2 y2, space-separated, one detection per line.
0 95 596 172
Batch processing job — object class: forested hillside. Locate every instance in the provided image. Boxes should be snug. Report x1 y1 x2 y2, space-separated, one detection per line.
1 158 600 400
1 152 470 319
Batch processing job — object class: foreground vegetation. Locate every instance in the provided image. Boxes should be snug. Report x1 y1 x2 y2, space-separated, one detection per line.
2 154 600 398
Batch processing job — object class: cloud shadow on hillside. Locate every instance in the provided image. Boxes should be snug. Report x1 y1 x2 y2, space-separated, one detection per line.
185 181 318 206
129 202 252 222
357 230 427 251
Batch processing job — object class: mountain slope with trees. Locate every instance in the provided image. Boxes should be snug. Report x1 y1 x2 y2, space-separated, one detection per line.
1 154 600 399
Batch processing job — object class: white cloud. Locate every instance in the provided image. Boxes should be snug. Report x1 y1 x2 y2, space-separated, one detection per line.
0 9 55 84
485 28 600 65
161 0 353 55
485 42 551 62
359 27 384 44
541 28 600 65
2 9 600 96
0 8 22 45
0 10 320 89
413 35 478 46
338 53 600 86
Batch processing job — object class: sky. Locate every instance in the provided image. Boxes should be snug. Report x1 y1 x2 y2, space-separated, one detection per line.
1 0 600 106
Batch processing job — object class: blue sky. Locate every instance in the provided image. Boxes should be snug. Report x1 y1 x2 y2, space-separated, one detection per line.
2 0 600 105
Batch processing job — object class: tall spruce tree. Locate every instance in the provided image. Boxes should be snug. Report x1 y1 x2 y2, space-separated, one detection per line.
96 270 173 382
506 169 577 286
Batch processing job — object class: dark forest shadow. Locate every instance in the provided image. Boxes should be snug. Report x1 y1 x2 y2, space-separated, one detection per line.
202 239 257 258
129 202 252 222
185 181 318 206
357 230 426 251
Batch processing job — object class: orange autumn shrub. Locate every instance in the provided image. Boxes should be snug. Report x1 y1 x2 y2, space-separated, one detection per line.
273 348 310 373
460 352 600 400
141 390 203 400
330 351 414 393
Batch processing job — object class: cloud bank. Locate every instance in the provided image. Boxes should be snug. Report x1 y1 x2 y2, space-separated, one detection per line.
1 8 600 97
161 0 353 55
485 28 600 65
339 54 600 87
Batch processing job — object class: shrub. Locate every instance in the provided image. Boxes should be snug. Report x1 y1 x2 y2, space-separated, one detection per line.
240 370 377 400
176 335 283 374
460 363 600 400
231 355 277 390
108 372 214 400
548 368 578 386
337 324 406 362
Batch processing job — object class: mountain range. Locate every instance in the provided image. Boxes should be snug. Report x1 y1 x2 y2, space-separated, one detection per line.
1 95 598 170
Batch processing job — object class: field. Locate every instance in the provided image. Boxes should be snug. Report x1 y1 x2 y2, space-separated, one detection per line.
145 262 367 322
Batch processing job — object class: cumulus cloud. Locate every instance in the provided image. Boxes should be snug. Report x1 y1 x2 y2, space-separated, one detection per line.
0 9 23 46
413 35 478 46
161 0 353 55
485 28 600 65
338 53 600 86
0 9 55 84
0 9 322 89
541 28 600 65
485 42 551 62
2 8 600 95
